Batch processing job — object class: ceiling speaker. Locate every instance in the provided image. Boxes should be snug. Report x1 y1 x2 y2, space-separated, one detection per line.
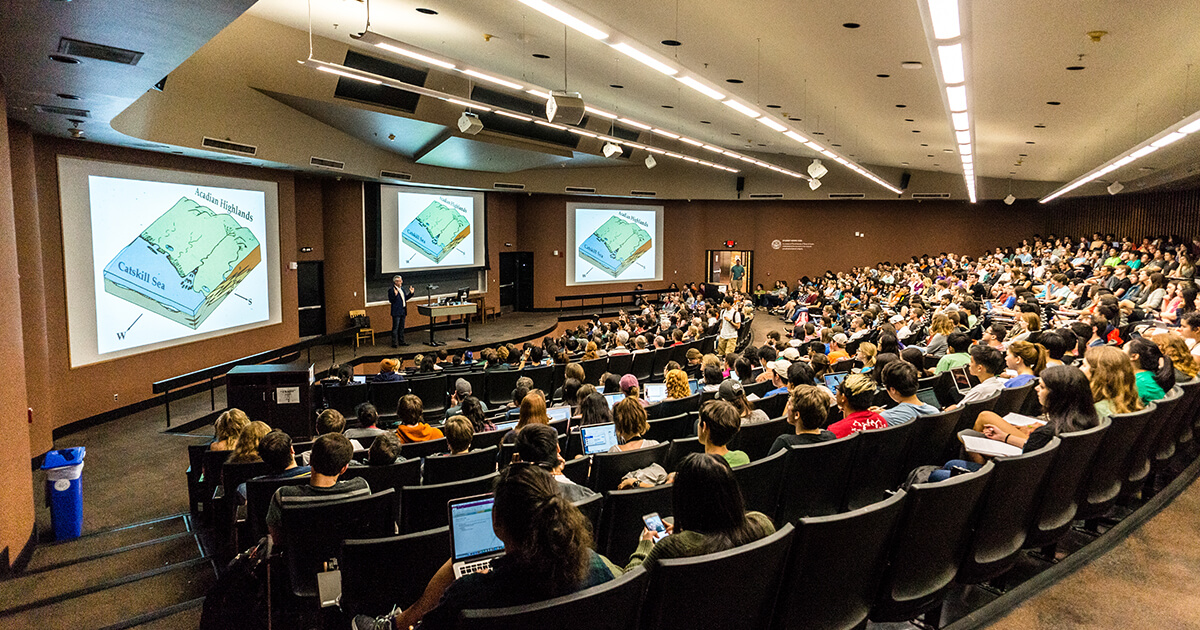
602 142 622 158
546 90 585 125
1107 181 1124 195
457 111 483 135
645 155 657 169
1004 193 1016 205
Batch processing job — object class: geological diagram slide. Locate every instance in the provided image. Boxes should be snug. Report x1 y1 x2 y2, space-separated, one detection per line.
396 192 475 269
102 197 260 329
88 175 269 355
573 208 657 283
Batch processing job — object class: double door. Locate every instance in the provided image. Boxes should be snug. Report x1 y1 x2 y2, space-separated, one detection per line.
706 250 753 291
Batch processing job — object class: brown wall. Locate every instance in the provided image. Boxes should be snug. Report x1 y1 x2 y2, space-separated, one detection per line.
1 103 36 569
1046 188 1200 241
511 195 1049 308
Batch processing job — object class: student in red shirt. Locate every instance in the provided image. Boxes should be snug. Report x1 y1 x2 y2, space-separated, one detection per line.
827 373 887 438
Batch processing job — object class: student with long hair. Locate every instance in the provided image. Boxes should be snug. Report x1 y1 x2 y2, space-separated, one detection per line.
501 391 551 444
228 421 271 463
353 465 619 630
577 392 613 428
1081 345 1143 420
664 368 691 400
1152 331 1199 382
624 453 775 571
210 408 250 452
1004 340 1047 388
1125 336 1175 404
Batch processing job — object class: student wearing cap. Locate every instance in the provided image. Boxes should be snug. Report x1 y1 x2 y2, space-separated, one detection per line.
765 359 792 398
619 373 652 407
827 333 851 364
717 379 770 424
445 378 489 418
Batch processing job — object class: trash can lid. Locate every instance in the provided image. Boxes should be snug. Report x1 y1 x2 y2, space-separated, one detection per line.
41 447 86 469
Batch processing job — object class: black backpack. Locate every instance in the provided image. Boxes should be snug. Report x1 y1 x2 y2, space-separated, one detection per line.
200 537 271 630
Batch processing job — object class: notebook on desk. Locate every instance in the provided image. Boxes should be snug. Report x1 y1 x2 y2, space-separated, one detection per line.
448 494 506 579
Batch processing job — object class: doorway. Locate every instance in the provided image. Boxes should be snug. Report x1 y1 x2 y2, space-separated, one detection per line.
706 250 753 293
297 261 326 337
498 251 534 311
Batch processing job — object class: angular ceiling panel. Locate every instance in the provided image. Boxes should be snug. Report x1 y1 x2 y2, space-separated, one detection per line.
417 136 572 173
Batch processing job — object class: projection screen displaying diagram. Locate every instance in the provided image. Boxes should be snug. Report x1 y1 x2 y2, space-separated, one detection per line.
567 203 664 286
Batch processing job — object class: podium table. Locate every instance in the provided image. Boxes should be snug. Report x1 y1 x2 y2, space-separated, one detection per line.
416 302 478 346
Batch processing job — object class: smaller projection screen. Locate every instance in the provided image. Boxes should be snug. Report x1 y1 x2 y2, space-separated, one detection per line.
379 185 487 273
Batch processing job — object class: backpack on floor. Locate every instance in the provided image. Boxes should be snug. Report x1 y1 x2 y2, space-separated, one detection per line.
200 537 271 630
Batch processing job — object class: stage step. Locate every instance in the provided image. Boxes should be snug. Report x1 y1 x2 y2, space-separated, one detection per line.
25 514 190 572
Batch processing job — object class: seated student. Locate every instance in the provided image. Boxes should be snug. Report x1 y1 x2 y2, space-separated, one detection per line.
700 365 724 393
372 357 405 383
827 333 851 364
1152 331 1199 383
981 323 1008 350
856 342 878 373
684 348 704 379
238 429 312 501
353 465 619 630
934 365 1099 479
1004 341 1047 389
664 368 692 400
769 385 835 455
514 423 596 502
266 433 370 543
502 390 553 445
618 373 652 408
439 415 474 456
503 386 530 423
826 374 888 438
445 379 488 418
321 364 355 388
228 421 272 464
1080 345 1143 421
610 397 659 453
300 409 364 466
934 332 973 374
577 392 613 428
1126 336 1175 404
878 361 940 426
734 356 757 386
459 396 496 434
395 394 444 443
345 403 389 441
754 345 779 383
717 379 770 424
764 359 792 398
366 433 406 466
624 453 775 571
1039 330 1073 368
210 408 250 452
695 400 751 468
952 345 1008 406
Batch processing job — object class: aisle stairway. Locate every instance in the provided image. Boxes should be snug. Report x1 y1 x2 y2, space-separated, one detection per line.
0 514 214 630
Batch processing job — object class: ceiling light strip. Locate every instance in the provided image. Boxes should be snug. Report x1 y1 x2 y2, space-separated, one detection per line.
1040 109 1200 203
919 0 976 202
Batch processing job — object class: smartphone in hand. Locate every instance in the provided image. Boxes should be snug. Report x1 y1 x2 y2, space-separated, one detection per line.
643 512 668 542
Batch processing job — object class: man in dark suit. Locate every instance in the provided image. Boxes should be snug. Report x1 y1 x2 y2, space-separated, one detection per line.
388 275 415 347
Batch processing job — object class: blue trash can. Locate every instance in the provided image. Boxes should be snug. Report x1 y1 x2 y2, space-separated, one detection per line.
41 447 86 541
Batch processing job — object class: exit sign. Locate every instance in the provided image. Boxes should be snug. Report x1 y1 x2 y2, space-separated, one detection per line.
724 240 736 248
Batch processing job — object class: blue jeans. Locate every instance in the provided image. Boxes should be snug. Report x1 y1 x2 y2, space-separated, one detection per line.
928 459 982 482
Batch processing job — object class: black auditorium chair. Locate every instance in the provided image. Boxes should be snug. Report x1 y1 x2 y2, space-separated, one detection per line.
407 375 448 421
1023 420 1109 553
841 421 915 511
868 462 993 625
398 472 499 534
339 526 449 618
727 416 791 461
654 393 701 419
775 433 860 523
572 493 604 545
456 566 649 630
421 446 498 485
631 351 655 382
1075 406 1154 527
586 442 670 491
644 412 695 443
341 459 423 523
664 438 704 472
640 525 794 630
606 353 634 378
278 489 398 598
485 370 523 408
1148 387 1192 490
900 406 963 473
472 427 509 451
648 348 674 383
742 379 773 399
928 372 960 409
185 443 211 517
199 449 233 518
730 448 786 516
368 380 410 418
244 476 308 543
550 363 567 398
596 484 673 563
774 490 907 630
955 438 1059 585
755 392 789 420
399 437 448 460
1119 399 1172 500
324 383 369 417
990 380 1034 417
942 391 1000 461
524 364 554 395
581 357 609 387
561 456 590 487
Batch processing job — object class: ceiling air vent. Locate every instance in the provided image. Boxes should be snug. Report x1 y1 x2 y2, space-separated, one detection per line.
34 104 89 117
565 186 596 194
828 193 866 199
310 156 345 170
493 182 525 190
57 38 144 65
911 193 951 199
380 170 412 181
202 137 257 156
630 190 657 197
748 193 784 199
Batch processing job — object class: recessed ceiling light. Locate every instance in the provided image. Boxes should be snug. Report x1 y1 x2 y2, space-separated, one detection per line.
928 155 934 157
1034 124 1046 128
1046 101 1061 106
532 53 550 59
766 104 781 109
49 54 79 64
901 161 910 165
415 8 438 15
1018 153 1028 157
788 117 802 121
831 143 841 147
56 93 81 100
661 39 682 46
943 148 953 153
920 143 928 147
843 22 861 29
912 130 921 133
1010 171 1016 175
757 143 766 146
812 131 824 135
610 84 624 89
731 132 741 136
933 163 940 166
661 104 674 108
725 78 743 84
700 120 711 124
901 61 923 69
1066 65 1085 71
895 104 907 108
904 118 914 122
1026 141 1036 144
876 73 890 78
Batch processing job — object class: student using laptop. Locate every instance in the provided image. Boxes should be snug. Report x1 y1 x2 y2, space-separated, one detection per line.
951 345 1008 408
514 423 596 502
353 465 621 630
580 423 620 455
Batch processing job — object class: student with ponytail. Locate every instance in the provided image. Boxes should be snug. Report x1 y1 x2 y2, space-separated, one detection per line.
1125 336 1175 404
1004 340 1047 389
353 464 619 630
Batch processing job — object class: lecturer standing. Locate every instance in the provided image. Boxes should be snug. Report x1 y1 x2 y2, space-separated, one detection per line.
388 275 416 347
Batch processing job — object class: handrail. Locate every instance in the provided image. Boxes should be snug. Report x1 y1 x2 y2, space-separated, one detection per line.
554 286 675 312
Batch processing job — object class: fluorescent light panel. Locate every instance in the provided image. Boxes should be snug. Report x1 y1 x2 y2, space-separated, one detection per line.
317 65 382 85
462 69 524 90
723 99 760 118
518 0 609 40
374 42 456 70
611 42 677 75
585 106 616 119
618 117 651 130
758 116 787 132
676 75 724 100
946 85 967 111
938 44 965 84
928 0 962 39
952 112 969 131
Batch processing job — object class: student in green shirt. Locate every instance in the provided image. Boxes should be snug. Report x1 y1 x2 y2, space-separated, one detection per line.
697 399 750 468
1126 337 1174 404
934 332 973 374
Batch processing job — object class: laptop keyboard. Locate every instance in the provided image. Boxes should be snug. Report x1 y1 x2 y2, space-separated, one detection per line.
460 558 492 576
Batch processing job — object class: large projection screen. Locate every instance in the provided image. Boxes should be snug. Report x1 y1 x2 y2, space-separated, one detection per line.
566 202 664 286
58 157 282 368
380 185 487 273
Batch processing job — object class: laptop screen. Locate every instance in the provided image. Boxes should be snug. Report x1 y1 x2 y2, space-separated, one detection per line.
448 495 505 561
352 375 368 384
824 372 848 392
493 420 517 432
688 380 699 395
644 383 667 403
916 388 941 409
546 406 572 421
950 367 972 392
581 423 620 455
604 393 623 409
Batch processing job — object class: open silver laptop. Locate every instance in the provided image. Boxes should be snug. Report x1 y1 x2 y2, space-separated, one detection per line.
448 494 506 579
644 383 667 403
581 423 620 455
